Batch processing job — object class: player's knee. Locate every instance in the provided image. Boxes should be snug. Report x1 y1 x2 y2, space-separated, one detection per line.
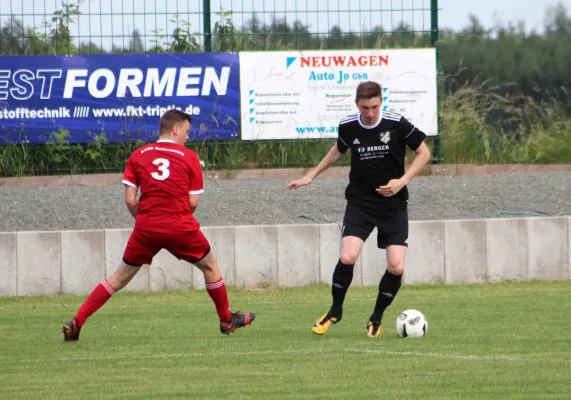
339 253 359 265
387 261 404 275
201 261 216 274
108 262 140 290
196 251 218 272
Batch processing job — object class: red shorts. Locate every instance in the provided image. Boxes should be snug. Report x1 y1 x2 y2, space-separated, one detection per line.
122 228 210 266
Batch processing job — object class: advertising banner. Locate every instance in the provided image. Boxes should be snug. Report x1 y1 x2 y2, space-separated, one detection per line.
0 53 241 144
239 49 438 140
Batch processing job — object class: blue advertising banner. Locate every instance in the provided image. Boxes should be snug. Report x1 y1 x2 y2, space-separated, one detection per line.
0 53 241 144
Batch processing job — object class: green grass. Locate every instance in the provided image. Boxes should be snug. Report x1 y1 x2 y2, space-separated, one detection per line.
1 281 570 399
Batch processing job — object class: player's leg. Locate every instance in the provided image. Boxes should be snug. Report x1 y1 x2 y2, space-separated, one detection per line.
193 250 231 322
312 204 373 335
367 208 409 338
62 229 158 341
331 235 365 317
193 250 255 335
170 230 255 335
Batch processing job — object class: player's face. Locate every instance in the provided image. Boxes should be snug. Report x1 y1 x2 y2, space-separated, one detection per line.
356 97 382 125
173 121 191 145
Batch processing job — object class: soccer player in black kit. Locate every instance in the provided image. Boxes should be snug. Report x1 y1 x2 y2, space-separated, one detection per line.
287 81 431 337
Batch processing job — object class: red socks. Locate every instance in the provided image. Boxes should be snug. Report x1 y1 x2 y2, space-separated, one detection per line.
74 280 115 326
205 278 231 322
74 278 231 326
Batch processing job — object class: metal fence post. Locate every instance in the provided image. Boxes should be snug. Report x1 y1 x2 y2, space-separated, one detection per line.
431 0 441 164
203 0 215 168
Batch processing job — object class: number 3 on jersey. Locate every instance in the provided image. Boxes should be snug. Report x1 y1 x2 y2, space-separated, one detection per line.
151 158 170 181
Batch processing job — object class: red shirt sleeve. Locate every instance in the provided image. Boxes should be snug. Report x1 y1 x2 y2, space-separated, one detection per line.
188 153 204 194
122 154 139 189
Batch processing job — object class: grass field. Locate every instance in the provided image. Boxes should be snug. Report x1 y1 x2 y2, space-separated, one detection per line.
1 280 570 399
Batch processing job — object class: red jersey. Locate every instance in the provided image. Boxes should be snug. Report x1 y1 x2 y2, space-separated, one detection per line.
122 139 204 233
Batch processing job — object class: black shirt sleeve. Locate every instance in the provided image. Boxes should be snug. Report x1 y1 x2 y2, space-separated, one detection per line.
398 116 426 151
337 123 350 153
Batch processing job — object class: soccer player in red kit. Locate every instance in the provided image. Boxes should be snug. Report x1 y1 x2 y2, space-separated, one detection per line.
62 109 255 341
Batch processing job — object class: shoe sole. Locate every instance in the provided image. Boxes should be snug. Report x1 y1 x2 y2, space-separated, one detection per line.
221 319 255 336
312 318 338 335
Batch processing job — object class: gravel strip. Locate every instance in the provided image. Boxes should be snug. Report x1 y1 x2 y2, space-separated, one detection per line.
1 172 569 232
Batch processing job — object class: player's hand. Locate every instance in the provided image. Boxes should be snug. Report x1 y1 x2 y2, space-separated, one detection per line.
376 178 406 197
286 175 313 190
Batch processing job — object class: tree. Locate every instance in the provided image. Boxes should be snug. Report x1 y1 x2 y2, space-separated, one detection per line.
544 2 571 37
126 29 145 53
0 17 26 55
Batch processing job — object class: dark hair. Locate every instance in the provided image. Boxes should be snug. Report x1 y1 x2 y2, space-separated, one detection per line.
355 81 382 102
159 109 192 134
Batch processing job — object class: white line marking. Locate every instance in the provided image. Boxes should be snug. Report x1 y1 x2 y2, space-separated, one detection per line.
2 347 567 365
346 348 523 361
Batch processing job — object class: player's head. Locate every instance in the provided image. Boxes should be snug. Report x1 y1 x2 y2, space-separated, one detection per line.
159 109 192 144
355 81 382 126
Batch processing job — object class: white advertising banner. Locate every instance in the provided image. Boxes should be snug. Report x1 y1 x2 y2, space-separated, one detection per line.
239 49 438 140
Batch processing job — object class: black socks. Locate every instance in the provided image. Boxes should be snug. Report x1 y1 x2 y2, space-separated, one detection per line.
370 270 403 323
330 260 355 318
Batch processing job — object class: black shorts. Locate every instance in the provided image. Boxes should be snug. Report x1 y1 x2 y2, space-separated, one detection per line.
341 204 408 249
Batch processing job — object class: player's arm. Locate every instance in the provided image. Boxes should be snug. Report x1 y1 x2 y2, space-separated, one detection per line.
122 155 139 218
124 185 138 218
401 141 430 185
377 117 430 197
286 126 347 190
189 193 199 213
188 153 204 213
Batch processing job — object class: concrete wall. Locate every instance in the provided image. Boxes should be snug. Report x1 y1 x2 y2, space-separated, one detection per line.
0 217 569 297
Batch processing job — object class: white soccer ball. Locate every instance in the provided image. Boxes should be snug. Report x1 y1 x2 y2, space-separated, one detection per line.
396 309 428 338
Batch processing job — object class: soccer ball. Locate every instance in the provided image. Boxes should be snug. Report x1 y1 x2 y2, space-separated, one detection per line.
396 309 428 338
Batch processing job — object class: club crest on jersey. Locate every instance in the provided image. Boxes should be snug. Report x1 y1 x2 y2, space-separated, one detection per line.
380 131 391 144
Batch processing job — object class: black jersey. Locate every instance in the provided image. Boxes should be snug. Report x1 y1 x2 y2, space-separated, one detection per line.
336 111 426 216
